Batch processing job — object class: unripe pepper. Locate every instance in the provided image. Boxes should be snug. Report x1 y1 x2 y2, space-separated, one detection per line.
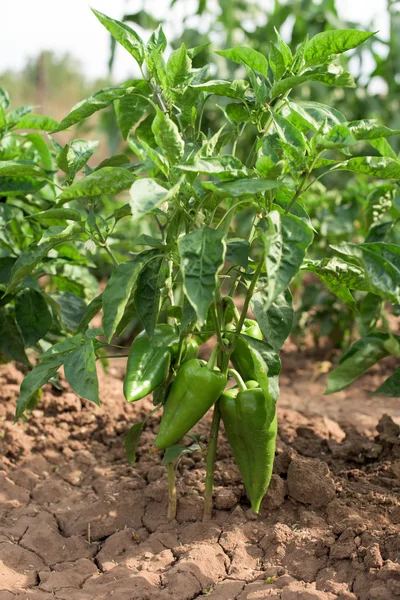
181 337 199 363
229 319 263 381
124 324 179 402
155 358 227 450
245 379 259 388
220 385 277 513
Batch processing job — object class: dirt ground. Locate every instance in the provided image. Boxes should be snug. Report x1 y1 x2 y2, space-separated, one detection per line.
0 342 399 600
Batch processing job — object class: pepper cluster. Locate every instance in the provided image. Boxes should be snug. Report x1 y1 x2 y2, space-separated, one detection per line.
123 312 277 514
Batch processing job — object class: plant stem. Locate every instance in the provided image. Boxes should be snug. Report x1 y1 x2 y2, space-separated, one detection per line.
99 354 129 359
206 344 219 369
228 368 247 391
211 306 226 352
167 462 177 519
285 153 321 215
103 243 119 267
223 296 240 323
203 400 221 521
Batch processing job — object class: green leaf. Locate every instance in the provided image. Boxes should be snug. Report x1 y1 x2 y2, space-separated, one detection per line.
190 79 249 100
58 167 136 202
284 102 320 132
147 50 169 92
269 44 286 79
15 290 52 346
357 293 382 336
15 114 59 131
129 178 178 220
39 334 85 358
102 250 158 341
94 154 131 171
373 369 400 397
326 334 393 394
178 227 226 324
0 160 46 178
0 310 29 366
133 114 155 148
203 178 282 196
369 138 398 159
64 340 100 405
251 288 293 351
115 89 149 139
226 238 250 269
163 442 202 465
56 139 99 180
304 30 374 67
25 133 53 170
0 88 10 110
134 255 168 337
0 257 16 289
76 294 103 333
275 29 292 69
39 223 83 246
216 46 268 77
151 109 184 166
52 87 132 132
225 103 249 123
6 222 83 293
0 105 7 129
298 101 346 128
6 105 34 127
138 139 169 176
132 234 166 249
15 354 63 419
347 119 400 141
264 210 313 306
125 421 145 465
178 155 247 179
270 67 355 100
302 257 367 309
167 43 192 88
0 177 46 196
50 292 87 332
146 24 167 54
332 242 400 304
187 42 210 58
271 111 307 148
333 157 400 179
92 9 144 65
256 155 285 179
29 208 82 223
315 125 357 149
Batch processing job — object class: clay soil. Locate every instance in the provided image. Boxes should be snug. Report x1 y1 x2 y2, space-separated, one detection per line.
0 343 399 600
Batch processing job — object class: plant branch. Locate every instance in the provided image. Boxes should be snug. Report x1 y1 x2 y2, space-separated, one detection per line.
167 463 177 519
203 400 221 521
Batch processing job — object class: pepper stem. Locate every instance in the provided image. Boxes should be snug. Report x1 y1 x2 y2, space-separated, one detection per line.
167 462 177 519
203 399 221 521
206 344 219 370
223 296 240 324
228 368 247 392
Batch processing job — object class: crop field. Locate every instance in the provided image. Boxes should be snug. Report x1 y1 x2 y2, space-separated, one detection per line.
0 1 399 599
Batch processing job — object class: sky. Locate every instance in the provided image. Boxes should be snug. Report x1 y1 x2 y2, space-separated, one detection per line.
0 0 389 82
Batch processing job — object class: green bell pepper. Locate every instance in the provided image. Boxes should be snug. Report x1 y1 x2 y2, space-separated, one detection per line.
155 358 227 450
181 337 199 363
220 384 277 513
230 319 263 381
124 324 179 402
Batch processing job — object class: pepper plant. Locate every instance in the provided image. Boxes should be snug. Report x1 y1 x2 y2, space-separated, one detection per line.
0 91 99 376
5 11 400 519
